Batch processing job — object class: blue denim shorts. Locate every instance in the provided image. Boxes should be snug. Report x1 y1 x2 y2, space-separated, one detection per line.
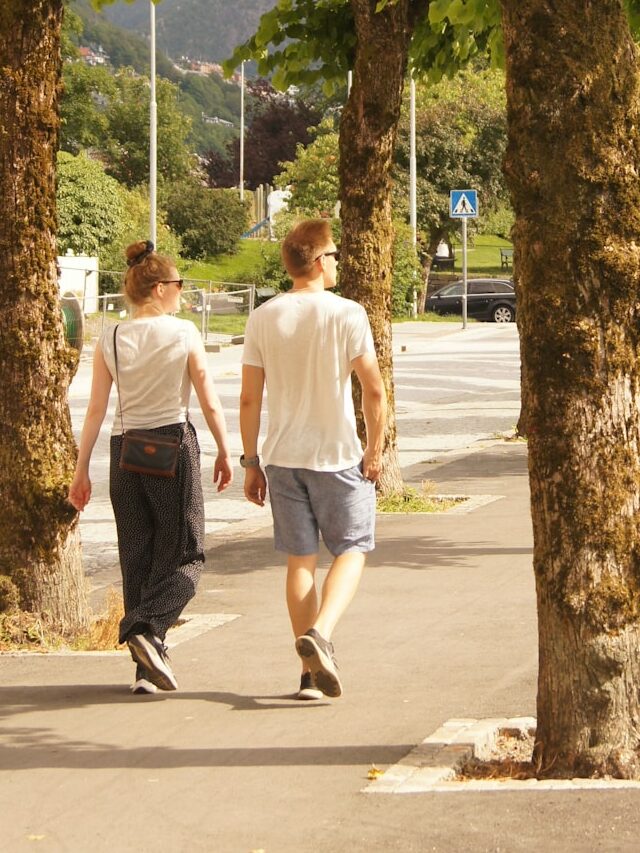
265 463 376 557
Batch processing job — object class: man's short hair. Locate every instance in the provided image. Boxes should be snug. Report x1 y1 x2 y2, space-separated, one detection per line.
281 219 332 278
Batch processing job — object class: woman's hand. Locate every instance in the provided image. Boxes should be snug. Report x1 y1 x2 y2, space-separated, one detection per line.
213 453 233 492
68 471 92 511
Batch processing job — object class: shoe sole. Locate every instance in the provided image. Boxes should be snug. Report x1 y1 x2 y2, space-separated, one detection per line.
131 679 158 695
127 636 178 691
295 635 342 698
297 687 324 701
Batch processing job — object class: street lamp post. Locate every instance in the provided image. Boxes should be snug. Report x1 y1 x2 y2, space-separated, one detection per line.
409 75 418 317
239 61 245 201
149 1 157 245
409 76 417 246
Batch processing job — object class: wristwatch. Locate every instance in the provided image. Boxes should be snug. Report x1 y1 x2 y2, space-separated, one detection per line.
240 454 261 468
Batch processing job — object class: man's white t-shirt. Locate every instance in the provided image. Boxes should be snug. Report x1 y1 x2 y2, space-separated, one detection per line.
101 315 200 434
242 290 375 471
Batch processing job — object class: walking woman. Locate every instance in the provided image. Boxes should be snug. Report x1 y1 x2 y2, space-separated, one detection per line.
69 241 233 694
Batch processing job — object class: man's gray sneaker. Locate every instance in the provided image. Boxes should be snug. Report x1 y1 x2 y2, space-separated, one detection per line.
295 628 342 698
297 671 323 701
127 632 178 691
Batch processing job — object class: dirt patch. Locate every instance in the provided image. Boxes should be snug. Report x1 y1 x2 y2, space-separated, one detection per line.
457 726 538 781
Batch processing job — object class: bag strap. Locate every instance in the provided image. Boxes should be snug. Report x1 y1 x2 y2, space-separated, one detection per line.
113 324 127 435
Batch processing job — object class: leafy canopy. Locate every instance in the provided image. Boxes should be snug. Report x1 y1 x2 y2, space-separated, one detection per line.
92 0 640 89
221 0 640 90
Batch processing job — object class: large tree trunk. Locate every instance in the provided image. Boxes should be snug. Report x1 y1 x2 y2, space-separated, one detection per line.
501 0 640 778
0 2 88 632
339 0 417 494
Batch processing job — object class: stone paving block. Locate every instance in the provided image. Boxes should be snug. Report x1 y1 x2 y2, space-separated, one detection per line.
400 743 446 767
396 767 456 793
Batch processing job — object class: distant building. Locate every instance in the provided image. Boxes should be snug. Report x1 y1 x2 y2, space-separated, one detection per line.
184 59 224 77
201 113 234 128
78 44 109 67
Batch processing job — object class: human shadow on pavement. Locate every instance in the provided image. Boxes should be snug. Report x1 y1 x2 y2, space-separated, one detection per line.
366 533 531 571
0 684 335 715
202 535 279 575
415 444 528 484
0 738 414 771
0 685 413 770
205 528 531 574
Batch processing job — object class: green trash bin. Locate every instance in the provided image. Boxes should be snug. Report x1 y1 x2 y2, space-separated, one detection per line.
61 293 84 353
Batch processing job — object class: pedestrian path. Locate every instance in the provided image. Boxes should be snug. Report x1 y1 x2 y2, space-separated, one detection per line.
71 322 521 601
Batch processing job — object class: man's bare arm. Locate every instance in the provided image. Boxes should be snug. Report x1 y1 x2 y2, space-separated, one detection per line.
352 352 387 481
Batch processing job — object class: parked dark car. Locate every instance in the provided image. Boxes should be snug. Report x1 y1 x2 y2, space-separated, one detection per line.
425 278 516 323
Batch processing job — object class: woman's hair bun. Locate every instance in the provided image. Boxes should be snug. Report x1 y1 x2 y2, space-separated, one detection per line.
125 240 155 267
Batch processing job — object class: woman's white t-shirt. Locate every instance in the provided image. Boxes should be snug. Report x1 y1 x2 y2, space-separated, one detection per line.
242 290 375 472
100 315 200 435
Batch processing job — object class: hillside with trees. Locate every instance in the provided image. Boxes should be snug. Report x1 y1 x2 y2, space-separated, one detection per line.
69 0 242 156
100 0 274 63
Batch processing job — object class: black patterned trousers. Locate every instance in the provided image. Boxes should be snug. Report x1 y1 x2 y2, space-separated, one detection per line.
109 422 205 644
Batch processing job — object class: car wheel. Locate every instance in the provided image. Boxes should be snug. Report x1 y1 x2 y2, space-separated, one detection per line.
492 304 514 323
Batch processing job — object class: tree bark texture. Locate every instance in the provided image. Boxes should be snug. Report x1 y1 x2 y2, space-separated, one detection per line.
339 0 420 494
501 0 640 777
0 2 88 632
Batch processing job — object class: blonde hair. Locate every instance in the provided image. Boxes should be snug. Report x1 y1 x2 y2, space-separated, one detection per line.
123 241 177 305
281 219 333 278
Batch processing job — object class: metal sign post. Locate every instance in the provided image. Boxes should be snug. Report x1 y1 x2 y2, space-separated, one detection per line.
461 218 468 328
450 189 479 330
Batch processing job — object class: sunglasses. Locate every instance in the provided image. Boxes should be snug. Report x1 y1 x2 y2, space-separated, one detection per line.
158 279 184 290
315 250 340 263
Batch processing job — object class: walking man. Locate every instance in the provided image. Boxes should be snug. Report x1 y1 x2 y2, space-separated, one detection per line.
239 219 387 699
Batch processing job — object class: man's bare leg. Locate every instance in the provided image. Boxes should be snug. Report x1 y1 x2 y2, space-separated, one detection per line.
294 551 366 698
286 554 318 672
312 551 366 640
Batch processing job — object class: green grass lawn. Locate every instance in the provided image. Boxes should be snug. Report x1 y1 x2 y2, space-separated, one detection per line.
182 240 266 285
396 312 475 323
450 233 513 277
170 233 512 334
180 233 513 284
205 314 248 336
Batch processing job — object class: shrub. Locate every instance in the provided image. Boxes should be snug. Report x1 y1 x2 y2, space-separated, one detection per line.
392 222 421 318
478 203 515 240
56 151 127 257
166 181 249 259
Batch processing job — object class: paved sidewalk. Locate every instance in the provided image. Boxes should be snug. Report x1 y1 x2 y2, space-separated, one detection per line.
3 441 640 851
3 323 639 851
72 321 522 603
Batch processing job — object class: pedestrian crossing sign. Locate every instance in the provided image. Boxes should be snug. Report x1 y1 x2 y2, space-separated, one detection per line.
450 189 478 218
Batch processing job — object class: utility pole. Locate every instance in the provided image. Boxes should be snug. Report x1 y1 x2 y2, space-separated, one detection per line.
239 61 245 201
409 76 417 246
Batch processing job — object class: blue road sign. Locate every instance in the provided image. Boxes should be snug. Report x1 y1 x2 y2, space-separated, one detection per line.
450 189 478 218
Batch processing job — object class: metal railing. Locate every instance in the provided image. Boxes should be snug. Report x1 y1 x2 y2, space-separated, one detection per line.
60 271 256 344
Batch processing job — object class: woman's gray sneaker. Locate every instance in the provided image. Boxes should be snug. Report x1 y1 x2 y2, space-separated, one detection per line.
127 632 178 691
295 628 342 698
131 663 159 695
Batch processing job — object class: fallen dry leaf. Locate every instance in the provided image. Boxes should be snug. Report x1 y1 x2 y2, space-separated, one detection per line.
367 765 384 780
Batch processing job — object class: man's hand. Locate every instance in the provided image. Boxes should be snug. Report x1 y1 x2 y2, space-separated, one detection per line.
362 447 382 483
244 466 267 506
